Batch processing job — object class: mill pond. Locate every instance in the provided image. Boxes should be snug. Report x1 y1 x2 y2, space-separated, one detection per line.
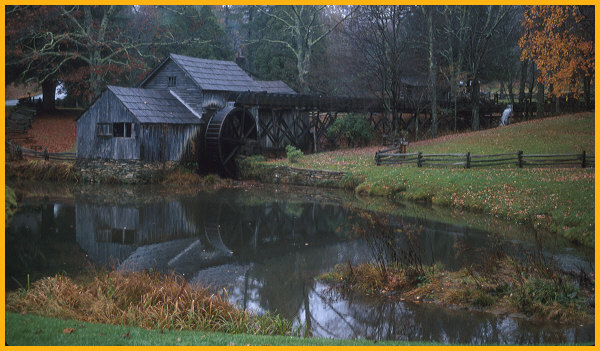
6 182 594 345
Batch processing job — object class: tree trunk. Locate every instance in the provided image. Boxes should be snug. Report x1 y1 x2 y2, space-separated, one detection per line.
41 79 57 112
507 80 515 106
427 9 437 138
528 63 535 102
471 79 480 131
536 80 544 119
518 60 528 103
583 76 591 110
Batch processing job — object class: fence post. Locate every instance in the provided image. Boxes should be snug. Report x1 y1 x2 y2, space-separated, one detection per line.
582 150 586 168
518 150 523 168
466 152 471 169
43 147 49 161
417 152 423 167
375 151 380 166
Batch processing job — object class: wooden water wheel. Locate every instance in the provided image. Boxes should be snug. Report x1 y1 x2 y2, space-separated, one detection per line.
205 106 257 176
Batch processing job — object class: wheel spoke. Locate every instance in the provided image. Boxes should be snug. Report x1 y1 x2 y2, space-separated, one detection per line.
222 145 240 166
243 124 254 140
240 112 245 139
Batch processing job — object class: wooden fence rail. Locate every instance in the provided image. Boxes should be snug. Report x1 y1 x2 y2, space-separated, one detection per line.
375 147 594 169
6 141 76 161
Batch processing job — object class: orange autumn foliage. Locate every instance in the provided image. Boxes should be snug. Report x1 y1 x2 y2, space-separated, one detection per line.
519 6 594 98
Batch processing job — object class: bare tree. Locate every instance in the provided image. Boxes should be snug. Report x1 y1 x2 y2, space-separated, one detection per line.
346 6 413 133
256 5 355 93
461 6 511 130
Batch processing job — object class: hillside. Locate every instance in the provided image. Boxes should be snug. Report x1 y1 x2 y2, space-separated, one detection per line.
263 112 596 247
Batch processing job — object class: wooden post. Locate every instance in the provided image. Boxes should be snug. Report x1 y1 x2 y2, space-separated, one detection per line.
375 151 380 165
466 152 471 169
43 147 49 161
518 150 523 168
417 152 423 167
582 150 586 168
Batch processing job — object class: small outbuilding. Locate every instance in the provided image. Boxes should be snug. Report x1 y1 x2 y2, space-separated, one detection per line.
76 86 202 162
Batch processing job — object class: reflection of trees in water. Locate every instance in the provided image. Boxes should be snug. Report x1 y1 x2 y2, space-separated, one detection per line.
6 202 80 290
345 210 495 273
233 240 371 332
310 287 421 341
306 286 583 344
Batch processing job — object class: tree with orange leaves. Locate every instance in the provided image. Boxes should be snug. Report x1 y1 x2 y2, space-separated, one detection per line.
519 5 594 108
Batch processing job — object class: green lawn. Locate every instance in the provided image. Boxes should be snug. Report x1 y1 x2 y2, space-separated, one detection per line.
253 113 595 247
5 313 437 346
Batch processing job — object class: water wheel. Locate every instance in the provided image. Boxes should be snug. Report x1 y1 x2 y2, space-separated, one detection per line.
205 106 257 176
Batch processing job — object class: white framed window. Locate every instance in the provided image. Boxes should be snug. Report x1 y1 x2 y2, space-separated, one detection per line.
97 123 113 137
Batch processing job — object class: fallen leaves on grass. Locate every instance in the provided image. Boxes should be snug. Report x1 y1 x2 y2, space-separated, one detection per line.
16 109 80 153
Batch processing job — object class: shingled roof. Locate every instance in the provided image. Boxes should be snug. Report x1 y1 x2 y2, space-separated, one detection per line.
169 54 263 93
108 86 201 124
256 80 297 94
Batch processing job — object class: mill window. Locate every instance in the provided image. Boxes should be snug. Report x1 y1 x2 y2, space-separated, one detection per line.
168 76 177 87
97 123 112 137
112 123 133 138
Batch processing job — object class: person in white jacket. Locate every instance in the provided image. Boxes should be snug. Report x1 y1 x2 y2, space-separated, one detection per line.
499 104 513 126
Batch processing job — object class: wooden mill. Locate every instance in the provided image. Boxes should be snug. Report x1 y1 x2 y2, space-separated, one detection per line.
77 53 383 176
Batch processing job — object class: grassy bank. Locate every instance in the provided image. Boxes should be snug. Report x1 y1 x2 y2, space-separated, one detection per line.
6 160 80 182
6 270 290 337
251 113 594 247
5 159 231 189
5 313 438 346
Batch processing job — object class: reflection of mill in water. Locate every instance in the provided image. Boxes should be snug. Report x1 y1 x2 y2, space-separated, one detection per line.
76 199 238 272
75 196 346 280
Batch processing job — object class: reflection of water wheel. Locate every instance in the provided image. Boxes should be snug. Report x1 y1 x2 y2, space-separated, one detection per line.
205 106 257 176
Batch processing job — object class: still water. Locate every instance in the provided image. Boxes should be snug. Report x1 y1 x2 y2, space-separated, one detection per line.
6 183 594 345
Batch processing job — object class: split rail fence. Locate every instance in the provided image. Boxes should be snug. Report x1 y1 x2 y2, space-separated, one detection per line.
375 147 594 169
6 140 76 161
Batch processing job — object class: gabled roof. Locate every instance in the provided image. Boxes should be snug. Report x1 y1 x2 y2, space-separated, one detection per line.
108 86 201 124
256 80 297 94
140 53 264 93
139 53 299 95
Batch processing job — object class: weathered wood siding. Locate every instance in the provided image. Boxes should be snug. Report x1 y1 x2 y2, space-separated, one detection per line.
201 91 228 110
139 124 202 162
141 60 204 114
77 91 141 160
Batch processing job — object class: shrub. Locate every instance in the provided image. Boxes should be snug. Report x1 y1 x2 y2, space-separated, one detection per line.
285 145 303 163
327 114 374 146
5 186 18 227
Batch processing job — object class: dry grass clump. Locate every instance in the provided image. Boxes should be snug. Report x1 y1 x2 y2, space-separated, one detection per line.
320 261 432 297
6 270 291 336
6 160 78 182
161 169 230 190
